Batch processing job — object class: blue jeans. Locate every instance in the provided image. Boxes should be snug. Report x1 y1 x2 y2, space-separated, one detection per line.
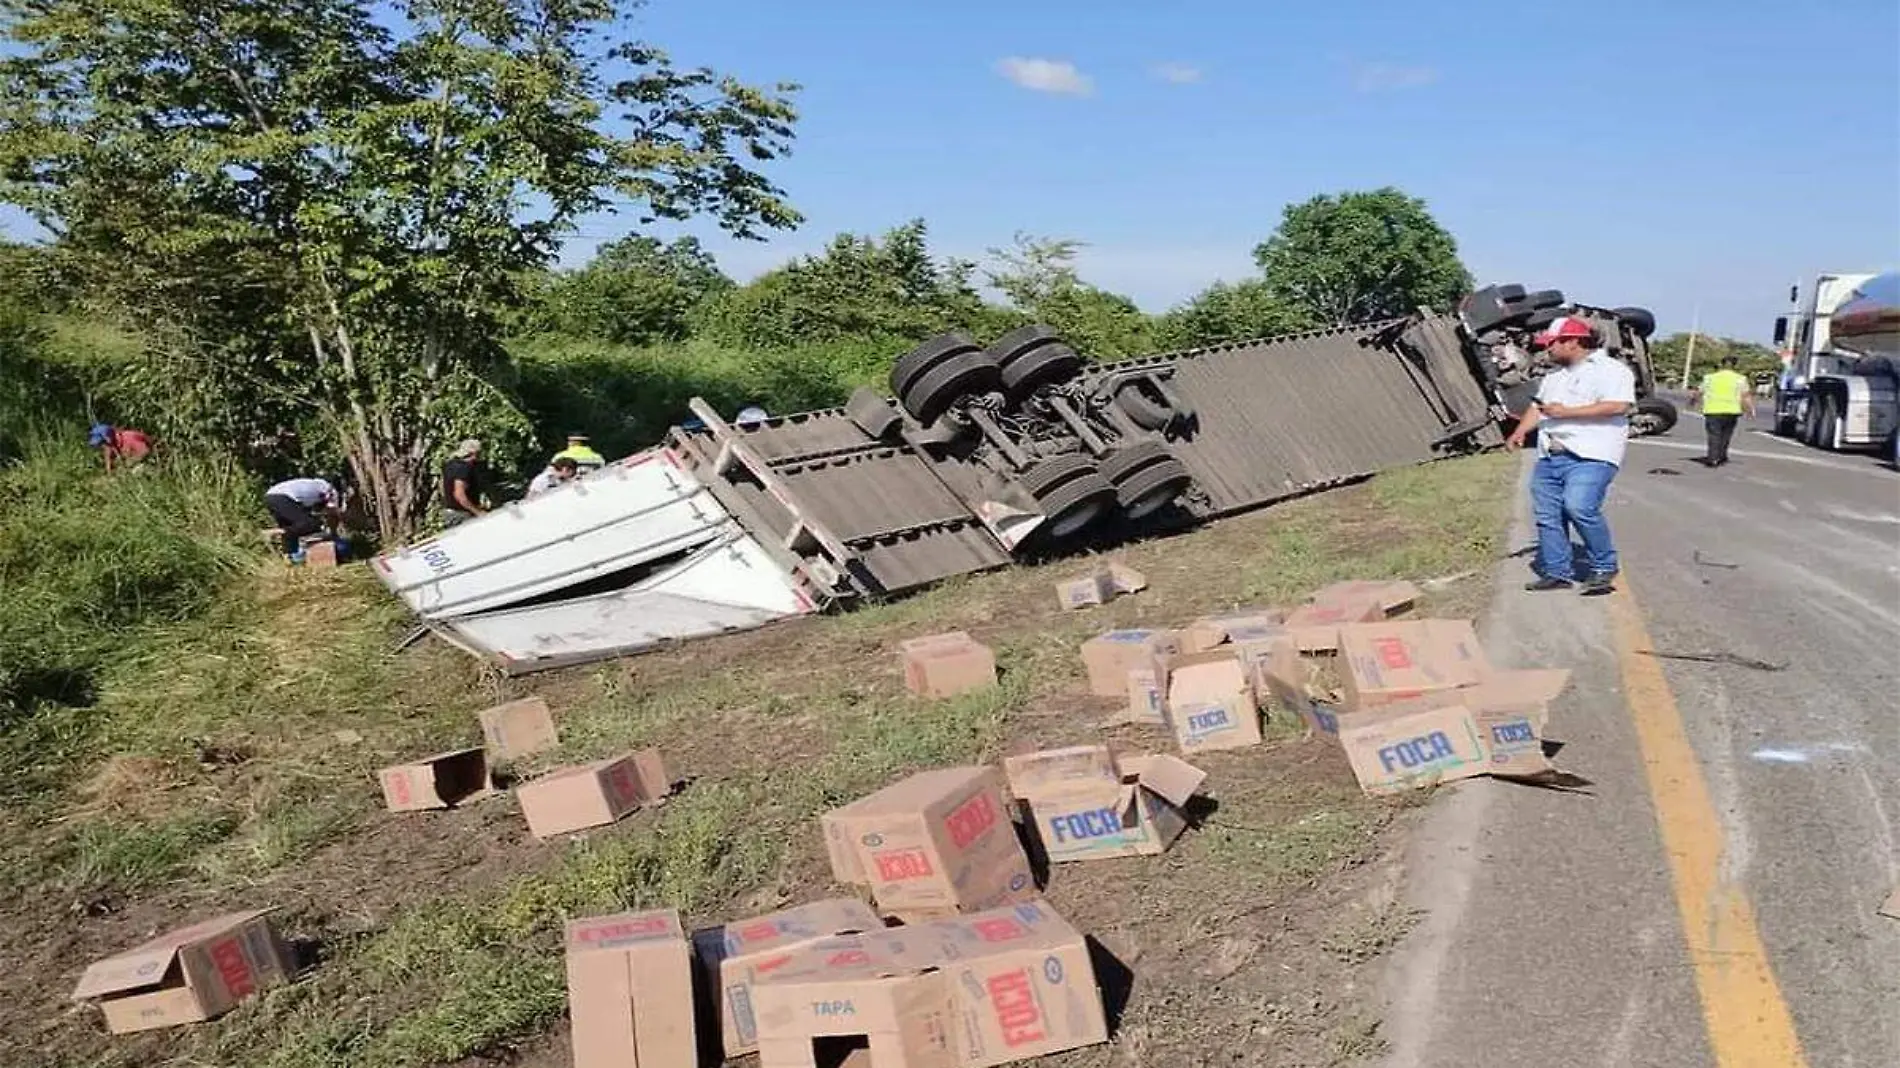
1531 453 1620 580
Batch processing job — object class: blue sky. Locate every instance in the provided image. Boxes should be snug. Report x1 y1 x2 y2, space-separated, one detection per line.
606 0 1900 340
6 0 1895 341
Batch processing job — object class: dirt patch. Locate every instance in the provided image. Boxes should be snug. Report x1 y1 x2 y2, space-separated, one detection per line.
2 452 1516 1068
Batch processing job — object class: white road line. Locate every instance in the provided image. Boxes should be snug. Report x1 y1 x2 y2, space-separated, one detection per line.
1629 437 1894 476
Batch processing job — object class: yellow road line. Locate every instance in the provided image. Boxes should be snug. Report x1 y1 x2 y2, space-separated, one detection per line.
1606 582 1810 1068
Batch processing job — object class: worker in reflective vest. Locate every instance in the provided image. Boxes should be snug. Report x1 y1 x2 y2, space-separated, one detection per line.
1691 356 1755 467
552 432 605 473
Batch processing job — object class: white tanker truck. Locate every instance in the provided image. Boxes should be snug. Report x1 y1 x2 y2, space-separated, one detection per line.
1772 270 1900 453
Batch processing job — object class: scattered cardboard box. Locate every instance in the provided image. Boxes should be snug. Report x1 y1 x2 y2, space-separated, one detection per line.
1307 579 1419 615
71 908 295 1034
1179 610 1284 654
566 908 697 1068
377 747 495 812
477 696 558 761
1078 628 1178 698
1335 618 1488 710
1281 599 1386 653
696 898 885 1060
749 929 960 1068
516 749 668 838
302 540 340 569
922 900 1110 1067
1880 886 1900 920
1055 562 1147 610
1124 662 1165 725
820 766 1034 917
1161 651 1263 753
1004 745 1206 861
900 632 998 699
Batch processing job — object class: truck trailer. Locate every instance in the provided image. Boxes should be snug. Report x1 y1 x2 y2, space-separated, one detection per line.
375 283 1663 673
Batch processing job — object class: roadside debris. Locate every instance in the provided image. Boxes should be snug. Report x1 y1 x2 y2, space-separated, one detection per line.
72 909 295 1034
1079 629 1178 699
1691 549 1741 570
1056 561 1147 610
1003 745 1206 861
1880 887 1900 920
1640 649 1787 671
516 749 670 839
478 696 559 761
1647 466 1682 476
900 632 998 698
565 908 696 1068
376 747 495 811
693 898 883 1060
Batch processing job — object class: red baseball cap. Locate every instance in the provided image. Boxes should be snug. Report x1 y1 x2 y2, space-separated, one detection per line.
1532 315 1595 348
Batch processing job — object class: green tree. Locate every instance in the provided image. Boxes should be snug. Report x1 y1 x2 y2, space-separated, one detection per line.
1155 278 1313 349
523 235 733 344
0 0 799 539
1650 333 1781 387
695 219 988 349
982 233 1155 358
1253 187 1472 326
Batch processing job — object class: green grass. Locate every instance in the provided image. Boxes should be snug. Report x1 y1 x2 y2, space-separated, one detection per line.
64 809 244 891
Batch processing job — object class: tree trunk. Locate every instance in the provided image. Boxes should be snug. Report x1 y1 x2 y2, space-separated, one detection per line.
344 432 428 546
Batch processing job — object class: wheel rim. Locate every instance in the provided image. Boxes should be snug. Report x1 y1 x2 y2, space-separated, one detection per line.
1047 500 1107 538
1123 487 1176 520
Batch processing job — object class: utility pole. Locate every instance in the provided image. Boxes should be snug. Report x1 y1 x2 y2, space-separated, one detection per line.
1680 304 1701 389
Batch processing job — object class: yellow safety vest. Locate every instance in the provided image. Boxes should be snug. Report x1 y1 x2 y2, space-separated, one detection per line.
553 443 605 469
1699 369 1749 415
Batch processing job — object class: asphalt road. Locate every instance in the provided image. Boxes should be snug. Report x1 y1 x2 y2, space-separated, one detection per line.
1378 411 1900 1068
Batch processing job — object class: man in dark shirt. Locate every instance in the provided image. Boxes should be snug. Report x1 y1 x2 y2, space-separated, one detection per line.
440 438 490 526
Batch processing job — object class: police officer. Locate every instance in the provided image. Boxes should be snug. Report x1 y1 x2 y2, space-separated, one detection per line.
1692 355 1755 467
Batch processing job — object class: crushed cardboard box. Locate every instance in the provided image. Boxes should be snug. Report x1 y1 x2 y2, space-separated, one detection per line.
1003 745 1206 861
517 749 669 838
478 696 558 761
1161 650 1264 753
1307 579 1420 614
1079 628 1178 698
377 747 495 812
821 766 1034 918
1280 599 1386 653
695 898 884 1060
71 908 295 1034
1880 886 1900 920
566 908 697 1068
1055 561 1147 610
900 632 998 699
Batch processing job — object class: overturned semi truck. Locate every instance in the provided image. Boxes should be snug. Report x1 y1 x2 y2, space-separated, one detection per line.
375 283 1668 673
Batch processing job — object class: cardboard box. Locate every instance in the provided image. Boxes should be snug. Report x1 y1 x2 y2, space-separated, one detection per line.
477 696 558 761
696 898 885 1059
1162 651 1263 753
1078 628 1178 698
1281 599 1386 653
1880 886 1900 920
750 929 960 1068
822 766 1034 916
302 540 340 569
901 632 998 699
1179 610 1284 654
517 749 669 838
71 909 294 1034
1334 693 1557 794
566 908 697 1068
1125 662 1165 725
1336 619 1489 710
1004 745 1205 861
1252 639 1341 736
1055 563 1147 610
1307 579 1420 615
918 900 1110 1067
377 747 494 812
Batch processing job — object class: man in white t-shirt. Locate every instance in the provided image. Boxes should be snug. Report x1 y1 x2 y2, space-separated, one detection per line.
263 476 341 556
1505 316 1637 596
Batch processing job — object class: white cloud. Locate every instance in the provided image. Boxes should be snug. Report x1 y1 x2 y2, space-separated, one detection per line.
1151 62 1203 85
995 57 1094 97
1350 61 1439 93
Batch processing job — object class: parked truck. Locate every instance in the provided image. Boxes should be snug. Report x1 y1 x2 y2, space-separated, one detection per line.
1771 271 1900 451
375 283 1662 673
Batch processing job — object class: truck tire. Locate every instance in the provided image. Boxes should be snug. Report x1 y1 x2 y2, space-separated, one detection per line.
1017 455 1118 543
1816 394 1841 451
1115 379 1180 431
1613 307 1657 339
1101 442 1193 519
991 328 1083 398
898 349 1000 425
1630 397 1678 437
891 333 983 399
1525 289 1564 310
845 387 903 440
